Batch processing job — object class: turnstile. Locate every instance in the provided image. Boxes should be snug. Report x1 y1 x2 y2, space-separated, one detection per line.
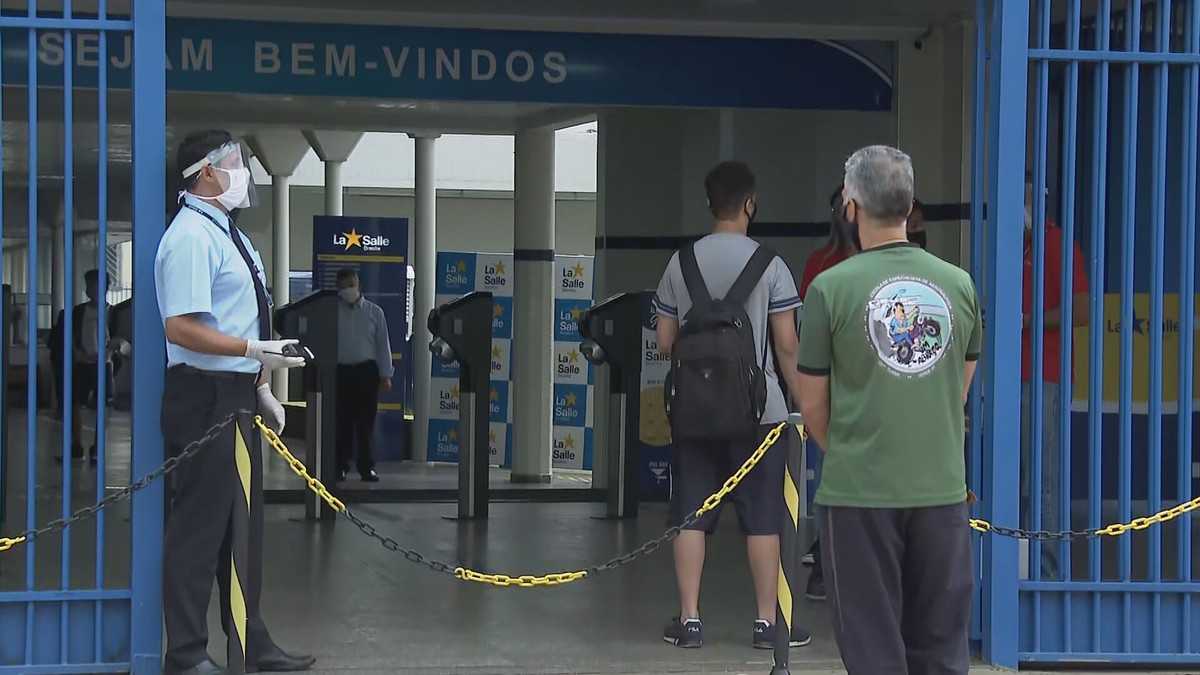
428 291 493 520
274 289 340 521
579 292 644 519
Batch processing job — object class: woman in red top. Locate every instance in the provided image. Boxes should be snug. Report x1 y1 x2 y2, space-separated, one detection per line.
800 184 858 300
798 184 858 602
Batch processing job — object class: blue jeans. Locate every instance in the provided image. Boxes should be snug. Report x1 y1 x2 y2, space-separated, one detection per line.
1020 381 1063 578
808 439 824 559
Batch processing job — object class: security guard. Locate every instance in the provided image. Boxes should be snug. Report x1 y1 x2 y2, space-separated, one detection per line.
155 130 316 675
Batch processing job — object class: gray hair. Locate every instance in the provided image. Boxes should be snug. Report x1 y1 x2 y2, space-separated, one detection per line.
842 145 915 221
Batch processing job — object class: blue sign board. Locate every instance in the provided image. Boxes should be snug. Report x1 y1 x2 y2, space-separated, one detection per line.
311 215 410 461
3 18 892 111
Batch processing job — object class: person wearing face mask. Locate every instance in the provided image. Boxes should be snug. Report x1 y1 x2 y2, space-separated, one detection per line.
1020 177 1089 580
48 268 111 463
907 198 928 249
797 146 981 675
653 160 811 650
794 183 860 603
334 268 393 482
155 130 314 675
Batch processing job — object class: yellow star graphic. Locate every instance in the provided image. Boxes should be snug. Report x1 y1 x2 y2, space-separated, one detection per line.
490 388 499 401
450 385 460 399
489 430 498 444
565 392 578 407
448 427 458 441
494 260 506 274
569 306 583 320
493 304 504 318
492 344 502 359
571 261 585 278
568 348 581 363
456 260 468 272
342 229 363 250
564 434 576 449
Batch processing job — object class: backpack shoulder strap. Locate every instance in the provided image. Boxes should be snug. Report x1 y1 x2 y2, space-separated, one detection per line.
724 245 778 306
678 242 713 306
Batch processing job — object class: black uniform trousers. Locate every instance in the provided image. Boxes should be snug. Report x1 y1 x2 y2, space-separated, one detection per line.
335 361 380 474
161 365 274 672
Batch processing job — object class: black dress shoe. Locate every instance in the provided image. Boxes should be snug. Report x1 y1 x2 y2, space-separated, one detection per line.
337 468 348 482
167 658 223 675
361 469 379 482
249 646 316 673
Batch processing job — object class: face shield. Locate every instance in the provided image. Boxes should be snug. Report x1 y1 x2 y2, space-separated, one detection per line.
181 139 259 210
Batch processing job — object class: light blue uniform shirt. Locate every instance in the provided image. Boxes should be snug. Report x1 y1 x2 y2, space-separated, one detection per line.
155 195 270 374
337 298 394 378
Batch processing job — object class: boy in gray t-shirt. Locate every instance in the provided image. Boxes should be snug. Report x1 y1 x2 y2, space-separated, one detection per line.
652 160 810 651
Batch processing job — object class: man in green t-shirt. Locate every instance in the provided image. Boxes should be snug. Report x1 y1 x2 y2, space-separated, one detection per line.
796 145 982 675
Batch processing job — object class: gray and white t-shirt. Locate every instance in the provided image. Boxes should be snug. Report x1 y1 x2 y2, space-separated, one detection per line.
652 232 803 424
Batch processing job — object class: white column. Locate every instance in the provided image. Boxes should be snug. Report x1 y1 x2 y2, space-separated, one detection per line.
51 225 64 313
247 131 311 401
412 134 439 463
39 229 53 299
325 160 344 216
270 175 292 399
510 127 556 483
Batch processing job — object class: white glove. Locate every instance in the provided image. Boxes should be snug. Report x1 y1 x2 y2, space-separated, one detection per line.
245 339 306 370
257 384 286 435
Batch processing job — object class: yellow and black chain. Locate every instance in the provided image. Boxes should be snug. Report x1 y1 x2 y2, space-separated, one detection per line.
0 412 244 554
257 418 788 587
5 411 1200 575
969 495 1200 540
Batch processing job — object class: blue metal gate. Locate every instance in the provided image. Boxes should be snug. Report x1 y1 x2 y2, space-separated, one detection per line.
974 0 1200 666
0 1 166 672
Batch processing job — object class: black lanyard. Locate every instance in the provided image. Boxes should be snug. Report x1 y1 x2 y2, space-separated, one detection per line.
183 202 272 341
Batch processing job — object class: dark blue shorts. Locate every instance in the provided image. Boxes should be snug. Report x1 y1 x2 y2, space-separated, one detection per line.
668 424 786 536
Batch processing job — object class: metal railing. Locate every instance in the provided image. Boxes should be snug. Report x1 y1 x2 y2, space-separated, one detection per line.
975 0 1199 666
0 1 166 673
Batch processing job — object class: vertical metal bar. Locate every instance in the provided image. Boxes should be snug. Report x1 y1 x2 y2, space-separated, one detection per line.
1117 0 1143 654
969 0 988 646
129 1 168 671
61 1 77 662
1030 1 1051 652
1178 0 1200 655
982 0 1028 667
1146 0 1171 654
1088 0 1113 652
95 7 111 663
24 11 40 666
1058 0 1083 652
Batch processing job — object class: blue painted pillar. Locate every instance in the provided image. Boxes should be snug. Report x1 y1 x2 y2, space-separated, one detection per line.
981 0 1028 668
129 0 168 671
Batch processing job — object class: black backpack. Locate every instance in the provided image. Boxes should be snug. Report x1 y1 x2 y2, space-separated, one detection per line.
664 242 777 441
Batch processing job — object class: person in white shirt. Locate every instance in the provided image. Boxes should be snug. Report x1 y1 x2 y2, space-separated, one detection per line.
335 268 394 482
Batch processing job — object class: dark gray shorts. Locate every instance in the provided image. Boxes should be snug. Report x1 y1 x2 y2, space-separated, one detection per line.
668 424 786 536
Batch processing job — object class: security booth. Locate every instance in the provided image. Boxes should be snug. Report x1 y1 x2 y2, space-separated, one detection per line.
579 292 644 518
0 285 10 531
274 289 340 521
428 291 493 520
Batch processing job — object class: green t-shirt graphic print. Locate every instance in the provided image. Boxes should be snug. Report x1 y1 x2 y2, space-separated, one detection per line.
797 242 982 508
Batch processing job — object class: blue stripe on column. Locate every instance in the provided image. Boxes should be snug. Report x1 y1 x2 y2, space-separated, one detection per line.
513 248 555 261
